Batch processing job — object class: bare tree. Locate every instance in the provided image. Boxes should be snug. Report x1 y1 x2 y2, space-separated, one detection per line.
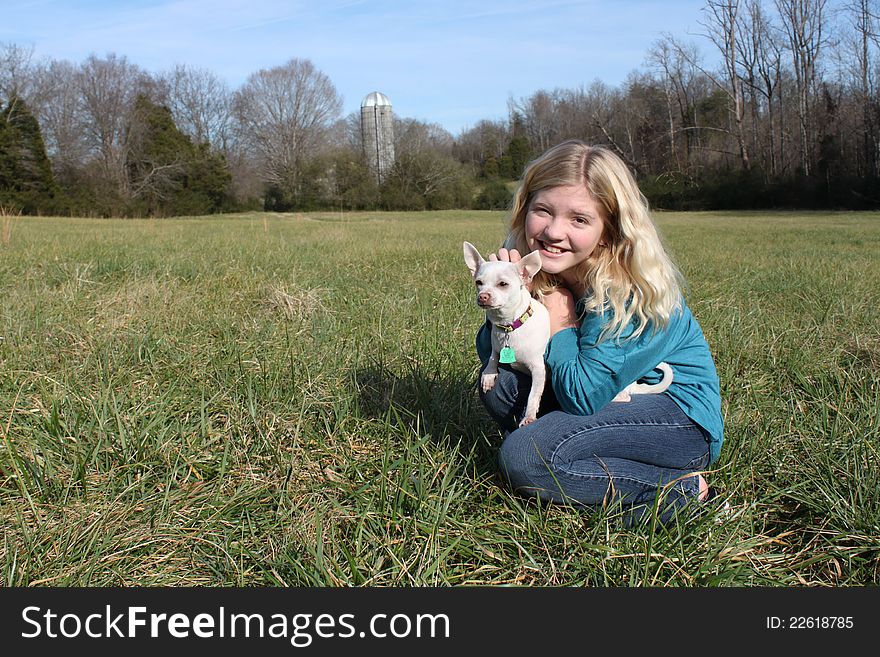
775 0 829 176
647 37 702 173
582 81 641 170
0 42 37 104
647 35 719 173
552 88 592 140
841 0 880 176
162 64 233 152
386 117 468 205
619 74 659 174
453 119 506 175
31 59 91 179
739 0 784 176
736 1 762 166
233 58 342 197
77 53 150 199
341 110 365 153
516 90 560 153
701 0 751 170
393 117 454 156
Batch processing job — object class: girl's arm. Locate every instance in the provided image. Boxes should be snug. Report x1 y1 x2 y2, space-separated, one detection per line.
545 310 672 416
540 286 621 414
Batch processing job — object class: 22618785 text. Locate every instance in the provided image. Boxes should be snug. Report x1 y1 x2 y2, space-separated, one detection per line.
766 616 854 630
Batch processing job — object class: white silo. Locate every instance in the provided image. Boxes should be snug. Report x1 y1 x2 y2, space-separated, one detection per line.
360 91 395 184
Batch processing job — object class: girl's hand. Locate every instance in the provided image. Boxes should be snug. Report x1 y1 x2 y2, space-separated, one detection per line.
488 247 520 263
542 287 579 337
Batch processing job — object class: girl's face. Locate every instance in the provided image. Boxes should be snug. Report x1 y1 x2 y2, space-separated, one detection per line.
524 184 607 279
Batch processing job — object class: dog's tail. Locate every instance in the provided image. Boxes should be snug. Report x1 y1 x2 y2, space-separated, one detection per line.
628 362 673 394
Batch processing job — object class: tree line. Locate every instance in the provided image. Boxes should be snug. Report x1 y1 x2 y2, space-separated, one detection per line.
2 0 878 217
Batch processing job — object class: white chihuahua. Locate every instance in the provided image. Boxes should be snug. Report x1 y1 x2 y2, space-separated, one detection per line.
463 241 550 426
463 242 674 425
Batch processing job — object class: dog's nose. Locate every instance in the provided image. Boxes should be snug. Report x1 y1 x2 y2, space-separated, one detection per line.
478 292 491 305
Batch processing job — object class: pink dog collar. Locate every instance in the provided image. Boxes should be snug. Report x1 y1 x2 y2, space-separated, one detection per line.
496 304 534 333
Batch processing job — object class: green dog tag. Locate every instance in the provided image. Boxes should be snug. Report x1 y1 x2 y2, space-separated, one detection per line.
499 347 516 364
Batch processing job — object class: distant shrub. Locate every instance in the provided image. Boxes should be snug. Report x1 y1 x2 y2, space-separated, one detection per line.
473 179 512 210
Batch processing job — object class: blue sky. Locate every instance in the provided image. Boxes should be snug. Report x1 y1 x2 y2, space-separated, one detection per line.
4 0 711 135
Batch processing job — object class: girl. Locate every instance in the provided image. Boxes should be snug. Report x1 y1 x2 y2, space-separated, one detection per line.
476 140 724 523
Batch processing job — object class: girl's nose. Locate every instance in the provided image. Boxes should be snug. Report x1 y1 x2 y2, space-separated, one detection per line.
541 218 564 241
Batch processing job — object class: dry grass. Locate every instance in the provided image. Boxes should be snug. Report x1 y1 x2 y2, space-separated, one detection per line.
0 205 21 246
265 284 330 323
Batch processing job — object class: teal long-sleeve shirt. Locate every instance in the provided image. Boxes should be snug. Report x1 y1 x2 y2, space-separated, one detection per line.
476 298 724 463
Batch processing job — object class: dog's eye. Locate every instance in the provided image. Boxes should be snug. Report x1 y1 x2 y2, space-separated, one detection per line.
498 281 509 287
475 279 482 286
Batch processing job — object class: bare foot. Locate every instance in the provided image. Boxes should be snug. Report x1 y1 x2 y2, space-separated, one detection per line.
698 474 709 501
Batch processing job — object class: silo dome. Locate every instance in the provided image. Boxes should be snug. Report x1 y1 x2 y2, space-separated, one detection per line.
362 91 392 108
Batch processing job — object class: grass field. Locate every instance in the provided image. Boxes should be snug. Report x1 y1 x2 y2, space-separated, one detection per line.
1 209 878 586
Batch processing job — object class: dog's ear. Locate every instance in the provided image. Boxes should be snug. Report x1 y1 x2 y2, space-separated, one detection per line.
462 241 485 276
517 250 542 282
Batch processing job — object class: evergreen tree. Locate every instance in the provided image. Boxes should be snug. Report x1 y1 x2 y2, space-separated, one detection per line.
499 116 531 180
127 94 232 216
0 95 57 213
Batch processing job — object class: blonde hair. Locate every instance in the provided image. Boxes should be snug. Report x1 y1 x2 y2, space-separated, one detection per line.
504 140 683 341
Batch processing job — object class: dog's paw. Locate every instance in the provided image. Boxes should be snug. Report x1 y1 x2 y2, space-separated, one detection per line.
518 416 537 427
481 373 498 392
612 390 632 403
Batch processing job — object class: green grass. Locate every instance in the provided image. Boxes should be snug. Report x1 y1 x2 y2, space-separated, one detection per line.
1 209 878 586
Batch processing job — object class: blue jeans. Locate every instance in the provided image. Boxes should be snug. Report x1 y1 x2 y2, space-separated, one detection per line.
480 365 711 523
